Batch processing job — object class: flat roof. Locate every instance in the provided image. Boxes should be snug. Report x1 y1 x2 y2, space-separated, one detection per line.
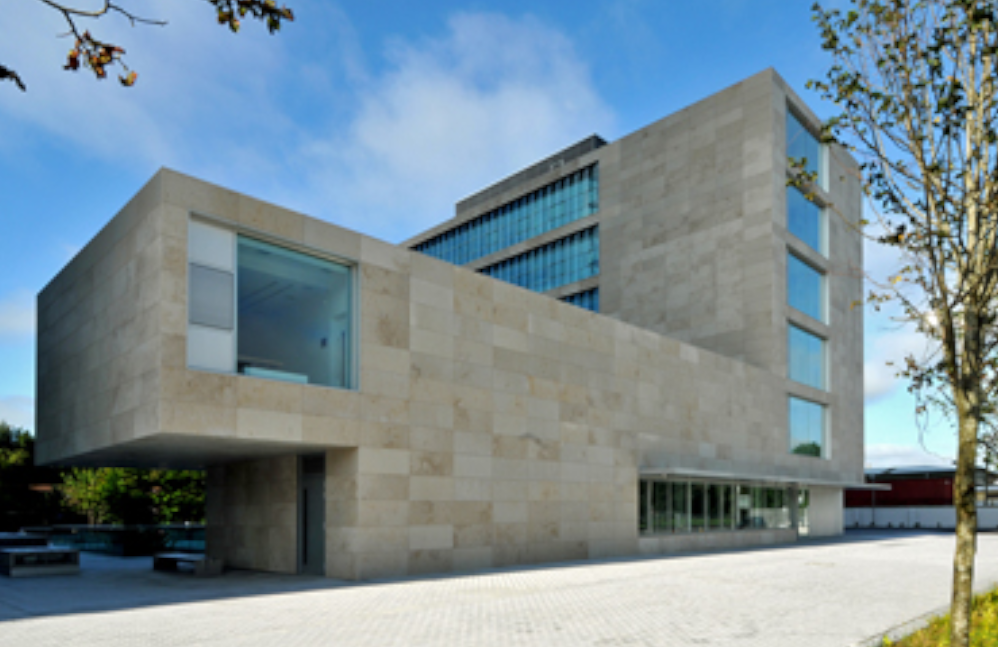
640 467 890 491
864 465 996 479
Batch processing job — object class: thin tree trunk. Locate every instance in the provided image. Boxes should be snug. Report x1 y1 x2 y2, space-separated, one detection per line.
951 401 980 646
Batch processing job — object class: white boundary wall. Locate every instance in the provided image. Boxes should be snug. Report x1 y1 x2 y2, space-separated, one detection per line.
845 506 998 530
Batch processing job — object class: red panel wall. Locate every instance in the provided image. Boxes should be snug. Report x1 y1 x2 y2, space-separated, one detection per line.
846 477 953 507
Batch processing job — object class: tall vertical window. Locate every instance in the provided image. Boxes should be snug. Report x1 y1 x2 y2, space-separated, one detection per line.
690 483 706 532
651 482 670 532
786 111 824 188
789 396 825 458
187 220 355 389
187 221 236 373
670 482 689 532
787 187 824 254
709 484 733 530
639 482 649 533
788 324 825 390
787 254 825 322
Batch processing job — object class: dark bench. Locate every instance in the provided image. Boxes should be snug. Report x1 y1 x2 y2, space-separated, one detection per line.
153 552 222 577
0 546 80 577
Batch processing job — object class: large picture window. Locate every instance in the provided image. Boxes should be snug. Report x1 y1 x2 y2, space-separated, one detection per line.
187 219 355 389
237 236 354 388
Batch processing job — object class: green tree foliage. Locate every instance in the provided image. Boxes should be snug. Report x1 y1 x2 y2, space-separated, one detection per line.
2 0 294 92
59 467 205 525
806 2 997 645
0 423 31 469
146 470 207 524
792 442 822 457
59 467 115 526
1 419 205 528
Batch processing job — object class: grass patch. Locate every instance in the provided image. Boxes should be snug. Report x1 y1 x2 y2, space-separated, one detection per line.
882 587 998 646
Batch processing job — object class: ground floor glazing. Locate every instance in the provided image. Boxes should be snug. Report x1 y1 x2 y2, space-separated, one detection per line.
638 479 813 536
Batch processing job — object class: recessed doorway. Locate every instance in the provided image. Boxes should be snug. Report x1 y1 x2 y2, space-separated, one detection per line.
298 454 326 576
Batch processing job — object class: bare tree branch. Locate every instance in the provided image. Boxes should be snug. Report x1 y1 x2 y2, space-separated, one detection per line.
37 0 167 27
2 0 293 91
0 65 26 91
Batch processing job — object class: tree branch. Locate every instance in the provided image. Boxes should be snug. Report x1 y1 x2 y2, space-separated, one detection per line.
0 65 26 91
36 1 167 27
3 1 294 91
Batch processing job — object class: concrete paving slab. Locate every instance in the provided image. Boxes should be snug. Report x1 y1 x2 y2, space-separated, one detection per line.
1 530 997 646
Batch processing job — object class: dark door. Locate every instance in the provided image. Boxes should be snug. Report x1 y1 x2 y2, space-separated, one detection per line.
299 454 326 575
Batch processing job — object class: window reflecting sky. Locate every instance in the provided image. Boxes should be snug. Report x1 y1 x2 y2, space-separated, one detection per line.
789 324 824 390
787 186 822 253
787 111 822 183
788 254 824 322
789 396 824 457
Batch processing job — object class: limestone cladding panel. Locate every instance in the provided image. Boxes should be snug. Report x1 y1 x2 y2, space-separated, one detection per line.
206 454 297 574
599 69 788 374
36 172 166 465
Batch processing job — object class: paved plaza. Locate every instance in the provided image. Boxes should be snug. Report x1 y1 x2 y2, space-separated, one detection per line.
2 531 998 647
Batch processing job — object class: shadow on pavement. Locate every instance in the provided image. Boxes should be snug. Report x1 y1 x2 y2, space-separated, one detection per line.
0 528 956 622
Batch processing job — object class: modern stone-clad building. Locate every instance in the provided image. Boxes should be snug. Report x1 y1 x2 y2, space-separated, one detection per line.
36 68 865 579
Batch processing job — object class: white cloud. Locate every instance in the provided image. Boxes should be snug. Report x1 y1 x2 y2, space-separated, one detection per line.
865 443 953 468
293 12 616 241
863 234 906 285
859 201 947 403
1 7 614 245
864 324 934 402
0 395 34 431
0 290 36 338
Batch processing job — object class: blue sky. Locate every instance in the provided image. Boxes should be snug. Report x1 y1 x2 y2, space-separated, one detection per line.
0 0 956 466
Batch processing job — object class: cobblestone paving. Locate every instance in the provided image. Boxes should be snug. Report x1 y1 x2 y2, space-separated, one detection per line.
2 531 998 647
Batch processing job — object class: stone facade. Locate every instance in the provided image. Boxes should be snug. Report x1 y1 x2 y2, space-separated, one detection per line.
36 174 165 467
36 69 865 580
207 455 297 573
405 68 864 483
